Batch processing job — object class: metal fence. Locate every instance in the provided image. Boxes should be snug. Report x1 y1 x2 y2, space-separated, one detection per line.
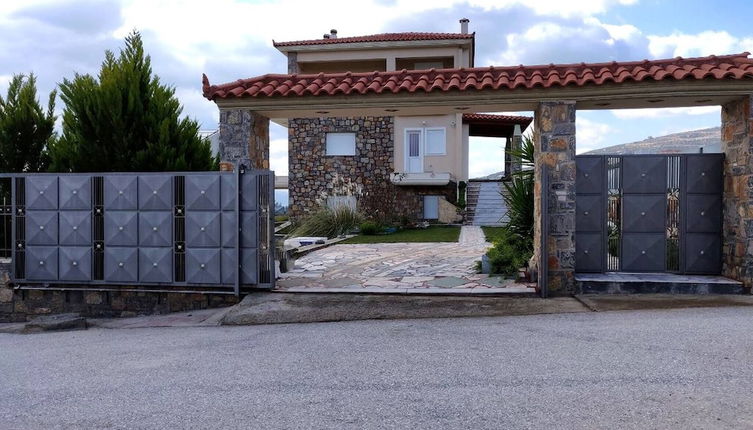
0 169 275 295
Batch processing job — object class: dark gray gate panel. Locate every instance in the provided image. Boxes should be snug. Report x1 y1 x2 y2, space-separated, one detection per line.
221 249 236 285
240 212 258 246
26 211 59 246
622 233 666 272
221 212 236 249
575 232 603 272
59 176 91 210
221 175 236 211
575 195 603 232
686 155 723 194
138 212 172 247
26 177 58 210
575 157 604 194
186 249 221 284
138 176 172 211
186 212 221 248
185 175 220 211
239 249 258 284
685 233 722 274
26 246 59 281
686 194 722 233
105 211 138 246
139 248 173 283
59 247 92 281
104 176 138 210
622 156 667 194
622 195 666 232
104 247 138 283
59 211 92 246
240 174 259 211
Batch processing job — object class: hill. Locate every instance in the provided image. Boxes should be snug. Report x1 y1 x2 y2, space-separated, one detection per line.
584 127 721 155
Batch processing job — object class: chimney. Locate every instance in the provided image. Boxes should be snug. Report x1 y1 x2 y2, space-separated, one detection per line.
459 18 469 34
323 34 330 39
330 29 338 39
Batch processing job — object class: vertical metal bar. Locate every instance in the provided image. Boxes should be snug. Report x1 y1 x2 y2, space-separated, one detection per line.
10 177 15 281
234 165 241 297
268 171 276 290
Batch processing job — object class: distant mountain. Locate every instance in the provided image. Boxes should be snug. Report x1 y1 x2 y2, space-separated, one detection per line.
585 127 721 155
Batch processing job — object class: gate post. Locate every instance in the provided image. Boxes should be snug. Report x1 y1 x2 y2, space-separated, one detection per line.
720 95 753 292
218 109 270 172
533 101 576 296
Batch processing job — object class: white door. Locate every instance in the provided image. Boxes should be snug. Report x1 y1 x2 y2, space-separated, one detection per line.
406 130 423 173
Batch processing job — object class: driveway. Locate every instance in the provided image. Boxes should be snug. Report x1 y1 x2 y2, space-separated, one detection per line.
2 307 753 429
278 226 536 294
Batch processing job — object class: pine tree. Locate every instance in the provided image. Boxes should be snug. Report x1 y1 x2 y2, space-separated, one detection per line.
0 74 56 172
49 31 217 172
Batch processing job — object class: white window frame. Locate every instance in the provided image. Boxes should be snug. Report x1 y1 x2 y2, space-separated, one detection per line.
325 132 356 156
404 128 424 173
424 127 447 155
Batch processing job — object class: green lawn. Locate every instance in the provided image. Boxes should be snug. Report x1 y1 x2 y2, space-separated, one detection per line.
481 226 509 243
339 225 461 244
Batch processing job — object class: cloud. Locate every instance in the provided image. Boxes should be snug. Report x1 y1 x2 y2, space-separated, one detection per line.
576 116 614 154
612 106 720 119
648 31 753 58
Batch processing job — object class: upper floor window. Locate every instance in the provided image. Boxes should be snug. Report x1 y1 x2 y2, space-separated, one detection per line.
425 128 446 155
326 133 356 156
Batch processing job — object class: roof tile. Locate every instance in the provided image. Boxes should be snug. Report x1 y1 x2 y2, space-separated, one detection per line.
273 32 474 47
203 53 753 100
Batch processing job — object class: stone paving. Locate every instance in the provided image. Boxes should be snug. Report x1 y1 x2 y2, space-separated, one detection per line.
277 226 537 295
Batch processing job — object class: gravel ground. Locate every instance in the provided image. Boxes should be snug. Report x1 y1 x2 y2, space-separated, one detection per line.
2 307 753 429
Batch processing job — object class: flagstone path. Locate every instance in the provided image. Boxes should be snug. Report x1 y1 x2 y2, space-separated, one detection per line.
277 226 537 295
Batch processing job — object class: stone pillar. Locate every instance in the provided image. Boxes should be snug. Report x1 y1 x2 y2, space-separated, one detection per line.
533 101 576 296
720 96 753 292
510 124 523 177
218 109 270 171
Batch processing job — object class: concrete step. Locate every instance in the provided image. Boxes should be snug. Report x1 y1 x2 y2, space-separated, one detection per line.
575 273 746 295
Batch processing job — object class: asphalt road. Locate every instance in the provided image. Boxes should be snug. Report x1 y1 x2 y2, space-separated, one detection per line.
2 307 753 429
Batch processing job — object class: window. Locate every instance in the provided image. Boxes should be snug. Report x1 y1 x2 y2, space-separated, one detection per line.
414 61 444 70
425 128 446 155
326 133 356 156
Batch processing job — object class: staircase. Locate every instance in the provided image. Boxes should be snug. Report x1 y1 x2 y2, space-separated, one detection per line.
464 181 509 226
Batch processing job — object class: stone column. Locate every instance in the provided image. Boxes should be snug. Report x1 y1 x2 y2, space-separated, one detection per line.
532 101 576 296
510 124 523 177
218 109 270 171
720 96 753 292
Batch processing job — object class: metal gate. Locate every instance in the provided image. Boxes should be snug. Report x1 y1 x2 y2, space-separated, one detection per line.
575 154 723 274
0 169 274 295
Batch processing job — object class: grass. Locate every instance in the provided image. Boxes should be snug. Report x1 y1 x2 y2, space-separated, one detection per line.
481 226 508 243
339 225 461 244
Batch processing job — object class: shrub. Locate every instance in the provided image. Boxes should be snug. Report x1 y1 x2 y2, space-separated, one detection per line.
457 181 467 209
485 227 532 276
501 134 535 242
290 205 363 238
359 221 381 235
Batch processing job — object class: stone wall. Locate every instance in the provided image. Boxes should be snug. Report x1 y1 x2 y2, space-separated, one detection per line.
288 116 457 221
720 96 753 291
0 263 238 323
533 101 576 296
218 109 270 170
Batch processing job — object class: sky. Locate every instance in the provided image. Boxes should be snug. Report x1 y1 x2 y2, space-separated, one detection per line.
1 0 751 180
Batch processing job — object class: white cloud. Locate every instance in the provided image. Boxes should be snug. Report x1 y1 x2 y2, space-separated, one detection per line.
576 116 614 154
612 106 720 119
468 136 506 178
648 31 753 58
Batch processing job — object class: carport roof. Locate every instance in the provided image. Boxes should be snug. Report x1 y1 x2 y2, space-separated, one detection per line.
203 52 753 101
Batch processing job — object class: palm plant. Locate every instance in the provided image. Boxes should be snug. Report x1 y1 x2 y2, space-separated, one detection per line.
501 134 535 247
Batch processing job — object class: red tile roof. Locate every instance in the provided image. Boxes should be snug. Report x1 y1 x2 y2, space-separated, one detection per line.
462 113 532 125
203 52 753 100
273 32 474 47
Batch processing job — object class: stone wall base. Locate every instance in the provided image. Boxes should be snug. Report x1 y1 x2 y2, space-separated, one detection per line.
0 287 239 323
